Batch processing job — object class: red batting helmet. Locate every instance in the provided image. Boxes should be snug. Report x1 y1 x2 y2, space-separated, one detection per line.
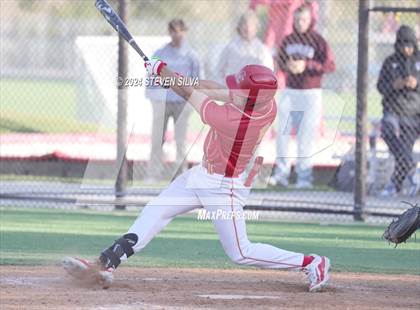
226 64 278 104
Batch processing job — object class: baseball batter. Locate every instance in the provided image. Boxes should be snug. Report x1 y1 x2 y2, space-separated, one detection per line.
63 59 330 292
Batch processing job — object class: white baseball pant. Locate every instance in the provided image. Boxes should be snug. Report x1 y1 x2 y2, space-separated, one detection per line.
275 88 323 183
125 164 304 269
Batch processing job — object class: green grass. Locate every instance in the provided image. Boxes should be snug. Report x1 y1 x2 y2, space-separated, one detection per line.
1 78 383 134
1 207 419 274
323 90 382 134
0 79 108 133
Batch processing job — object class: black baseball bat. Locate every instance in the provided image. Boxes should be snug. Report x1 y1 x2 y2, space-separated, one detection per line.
95 0 149 61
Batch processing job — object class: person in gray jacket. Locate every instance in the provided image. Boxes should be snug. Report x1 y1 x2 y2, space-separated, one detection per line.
377 25 420 197
145 19 201 182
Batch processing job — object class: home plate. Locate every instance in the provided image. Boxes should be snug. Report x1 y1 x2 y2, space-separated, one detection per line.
197 294 281 300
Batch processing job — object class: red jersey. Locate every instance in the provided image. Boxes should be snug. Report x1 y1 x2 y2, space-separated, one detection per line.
200 98 277 177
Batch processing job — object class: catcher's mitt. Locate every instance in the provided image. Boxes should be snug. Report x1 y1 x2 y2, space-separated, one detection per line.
383 201 420 246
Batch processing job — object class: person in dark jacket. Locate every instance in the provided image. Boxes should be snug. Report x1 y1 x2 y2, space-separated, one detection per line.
270 4 335 189
377 25 420 197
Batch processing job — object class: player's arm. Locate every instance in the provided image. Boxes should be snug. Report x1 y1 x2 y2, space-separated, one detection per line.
193 79 231 102
161 66 209 113
275 39 289 72
145 58 207 113
305 37 336 74
377 57 405 95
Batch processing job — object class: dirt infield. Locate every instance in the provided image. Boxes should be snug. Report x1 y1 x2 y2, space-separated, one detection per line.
1 266 419 309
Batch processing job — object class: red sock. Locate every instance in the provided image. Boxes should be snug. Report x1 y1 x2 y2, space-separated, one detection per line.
302 255 314 267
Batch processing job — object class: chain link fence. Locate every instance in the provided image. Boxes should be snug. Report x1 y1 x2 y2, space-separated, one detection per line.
1 0 419 222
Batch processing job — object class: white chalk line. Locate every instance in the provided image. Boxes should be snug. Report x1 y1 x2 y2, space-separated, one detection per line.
197 294 282 300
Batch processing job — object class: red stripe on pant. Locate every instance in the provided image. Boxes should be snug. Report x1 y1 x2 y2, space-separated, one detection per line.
229 179 301 268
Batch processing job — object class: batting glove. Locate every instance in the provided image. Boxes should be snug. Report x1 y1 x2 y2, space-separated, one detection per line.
144 57 166 76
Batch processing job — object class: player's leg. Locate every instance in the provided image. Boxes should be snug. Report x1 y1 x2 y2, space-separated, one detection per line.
64 166 202 285
395 121 418 192
201 179 304 269
380 115 404 194
172 101 192 174
407 120 420 195
100 166 201 270
198 176 330 291
272 89 293 186
295 89 322 188
146 100 168 181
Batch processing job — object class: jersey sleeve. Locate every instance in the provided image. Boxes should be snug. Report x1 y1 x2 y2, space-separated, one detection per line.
200 97 229 130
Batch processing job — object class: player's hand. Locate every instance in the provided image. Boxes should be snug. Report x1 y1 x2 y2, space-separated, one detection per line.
144 57 166 76
392 77 406 90
287 59 297 74
405 76 418 89
294 60 306 74
287 59 306 74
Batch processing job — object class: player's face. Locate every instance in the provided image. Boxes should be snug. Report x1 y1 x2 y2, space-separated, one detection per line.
402 45 414 57
169 27 186 47
294 10 312 33
239 21 258 41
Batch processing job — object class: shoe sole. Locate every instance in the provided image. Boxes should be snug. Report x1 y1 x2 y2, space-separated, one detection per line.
62 257 89 279
62 256 113 289
309 257 331 292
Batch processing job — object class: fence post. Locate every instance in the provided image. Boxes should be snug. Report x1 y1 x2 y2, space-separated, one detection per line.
115 0 128 210
354 0 370 221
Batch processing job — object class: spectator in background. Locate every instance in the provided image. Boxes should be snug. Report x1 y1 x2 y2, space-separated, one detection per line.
269 4 335 189
250 0 319 89
377 25 420 197
216 10 273 84
145 19 200 182
382 12 400 34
